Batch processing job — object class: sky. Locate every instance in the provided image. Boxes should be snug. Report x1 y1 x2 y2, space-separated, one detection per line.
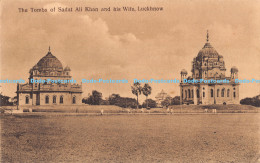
0 0 260 102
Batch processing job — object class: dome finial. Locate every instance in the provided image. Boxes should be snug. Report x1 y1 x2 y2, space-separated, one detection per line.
206 30 209 42
48 46 51 52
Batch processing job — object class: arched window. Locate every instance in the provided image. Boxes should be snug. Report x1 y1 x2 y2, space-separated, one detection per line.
233 92 236 98
221 88 225 97
72 96 76 104
181 89 183 98
185 90 187 99
227 89 230 97
25 96 29 104
188 89 191 98
197 89 200 98
191 90 194 98
60 96 63 104
203 92 205 98
45 95 49 104
211 89 214 97
217 89 220 97
53 96 56 104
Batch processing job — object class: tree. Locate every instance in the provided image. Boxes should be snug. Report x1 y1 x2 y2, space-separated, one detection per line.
92 90 103 105
100 99 110 105
142 83 152 108
171 96 180 105
142 99 157 108
240 95 260 107
108 94 137 108
83 90 103 105
108 94 121 105
0 93 12 106
161 96 172 107
131 82 142 109
82 97 88 104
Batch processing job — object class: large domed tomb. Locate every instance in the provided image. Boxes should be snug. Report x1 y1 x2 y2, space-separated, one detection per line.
17 47 82 106
180 31 239 105
29 48 71 81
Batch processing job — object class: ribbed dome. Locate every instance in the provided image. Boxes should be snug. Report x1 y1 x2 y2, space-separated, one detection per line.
36 51 63 71
197 42 219 58
231 66 238 73
64 66 71 71
181 69 188 75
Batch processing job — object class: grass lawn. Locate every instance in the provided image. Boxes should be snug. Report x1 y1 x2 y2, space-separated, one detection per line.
1 113 259 162
2 104 259 114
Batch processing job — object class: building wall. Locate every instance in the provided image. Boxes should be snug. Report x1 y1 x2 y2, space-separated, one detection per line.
208 84 239 104
180 83 239 105
18 92 82 106
38 92 82 105
181 85 196 104
18 93 32 105
206 67 226 78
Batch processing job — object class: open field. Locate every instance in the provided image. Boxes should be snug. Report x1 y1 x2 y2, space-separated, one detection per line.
1 104 259 114
1 105 123 113
1 113 259 162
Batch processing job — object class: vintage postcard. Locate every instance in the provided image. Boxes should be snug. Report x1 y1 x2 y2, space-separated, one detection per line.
0 0 259 162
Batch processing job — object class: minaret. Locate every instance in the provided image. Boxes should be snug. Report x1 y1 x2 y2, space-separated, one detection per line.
206 30 209 42
231 67 238 80
201 30 209 79
180 69 188 83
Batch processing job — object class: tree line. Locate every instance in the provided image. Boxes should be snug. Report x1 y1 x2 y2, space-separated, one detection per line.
240 95 260 107
0 93 13 106
82 82 181 109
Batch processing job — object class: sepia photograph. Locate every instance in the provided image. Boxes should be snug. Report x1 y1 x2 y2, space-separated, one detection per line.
0 0 260 162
